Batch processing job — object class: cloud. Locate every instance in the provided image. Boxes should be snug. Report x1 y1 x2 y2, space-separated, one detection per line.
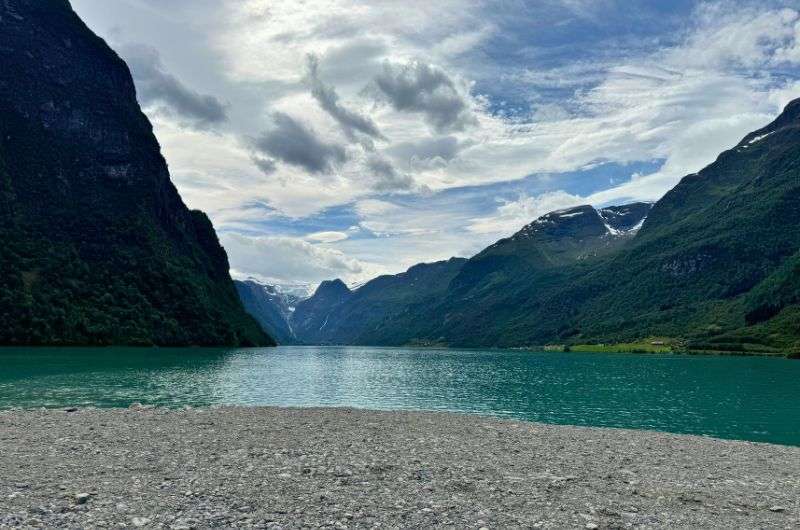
467 191 585 235
372 61 477 133
306 231 349 243
366 155 416 192
251 157 277 175
253 112 347 174
217 0 487 83
354 198 454 238
387 135 470 170
119 43 228 129
221 233 366 285
306 54 386 142
675 5 798 69
76 0 800 287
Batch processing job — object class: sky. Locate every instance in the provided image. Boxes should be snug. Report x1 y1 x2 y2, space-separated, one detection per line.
72 0 800 291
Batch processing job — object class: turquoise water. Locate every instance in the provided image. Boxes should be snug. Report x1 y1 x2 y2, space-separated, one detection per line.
1 346 798 445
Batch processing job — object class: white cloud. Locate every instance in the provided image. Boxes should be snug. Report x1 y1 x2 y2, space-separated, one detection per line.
675 5 798 69
72 0 800 287
217 0 486 83
221 233 378 286
467 191 585 235
128 1 800 227
306 231 350 243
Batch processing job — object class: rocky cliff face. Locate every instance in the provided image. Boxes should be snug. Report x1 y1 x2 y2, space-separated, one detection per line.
0 0 272 345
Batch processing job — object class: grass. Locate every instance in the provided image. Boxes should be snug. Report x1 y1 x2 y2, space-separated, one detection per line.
568 340 674 354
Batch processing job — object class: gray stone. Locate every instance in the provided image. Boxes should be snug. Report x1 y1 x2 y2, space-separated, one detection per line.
74 493 91 504
0 408 797 529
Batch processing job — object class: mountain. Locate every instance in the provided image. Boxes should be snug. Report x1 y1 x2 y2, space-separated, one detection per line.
292 279 353 343
287 205 649 346
291 258 467 344
0 0 272 346
357 100 800 353
235 280 305 344
292 99 800 354
452 203 651 292
354 204 651 347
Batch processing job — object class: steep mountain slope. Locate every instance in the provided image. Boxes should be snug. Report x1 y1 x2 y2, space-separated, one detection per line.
448 203 650 297
235 280 304 344
0 0 272 346
291 258 467 344
565 102 800 352
359 204 651 346
372 100 800 352
292 280 353 343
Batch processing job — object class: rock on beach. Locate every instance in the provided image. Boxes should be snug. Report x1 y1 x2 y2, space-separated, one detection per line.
0 407 798 528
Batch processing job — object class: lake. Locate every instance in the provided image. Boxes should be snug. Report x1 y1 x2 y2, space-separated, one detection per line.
1 346 798 445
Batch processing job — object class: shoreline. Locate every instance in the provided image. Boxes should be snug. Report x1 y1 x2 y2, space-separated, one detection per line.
1 407 798 528
1 343 796 359
1 403 797 448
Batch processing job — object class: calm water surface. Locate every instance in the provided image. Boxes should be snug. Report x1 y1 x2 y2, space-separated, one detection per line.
1 346 798 445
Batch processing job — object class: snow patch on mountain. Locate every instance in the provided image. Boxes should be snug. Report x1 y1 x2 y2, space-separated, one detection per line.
748 131 775 145
557 211 585 218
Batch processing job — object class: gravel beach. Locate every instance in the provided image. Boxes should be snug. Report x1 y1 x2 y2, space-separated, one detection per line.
0 407 798 529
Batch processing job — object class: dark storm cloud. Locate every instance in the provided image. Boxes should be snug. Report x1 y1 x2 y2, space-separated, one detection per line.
252 157 277 176
307 55 387 142
254 112 347 174
120 43 228 129
373 61 477 133
387 135 469 164
366 155 415 192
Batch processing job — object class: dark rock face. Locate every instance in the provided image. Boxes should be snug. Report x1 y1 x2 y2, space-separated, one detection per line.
516 205 610 241
0 0 272 346
599 202 652 232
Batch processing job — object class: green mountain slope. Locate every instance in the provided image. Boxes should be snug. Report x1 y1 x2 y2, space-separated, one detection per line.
291 258 467 344
380 100 800 352
359 204 651 347
0 0 272 346
295 100 800 354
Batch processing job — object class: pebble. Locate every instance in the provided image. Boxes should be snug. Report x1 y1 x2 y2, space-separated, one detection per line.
0 407 797 529
75 493 91 504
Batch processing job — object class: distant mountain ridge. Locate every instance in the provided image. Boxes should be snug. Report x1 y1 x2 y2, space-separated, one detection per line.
268 258 464 345
0 0 272 346
286 204 650 346
284 99 800 354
